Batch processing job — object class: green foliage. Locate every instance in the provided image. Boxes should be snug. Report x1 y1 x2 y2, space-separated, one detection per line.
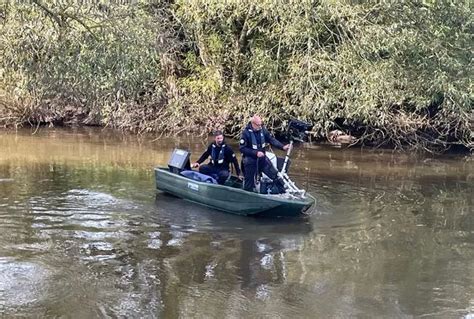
0 0 472 152
1 1 162 125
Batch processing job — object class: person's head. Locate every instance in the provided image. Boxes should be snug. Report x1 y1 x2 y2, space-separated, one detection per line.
213 130 224 146
250 115 263 131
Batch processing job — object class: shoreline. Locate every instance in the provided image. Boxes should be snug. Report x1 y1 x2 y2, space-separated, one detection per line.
1 124 471 155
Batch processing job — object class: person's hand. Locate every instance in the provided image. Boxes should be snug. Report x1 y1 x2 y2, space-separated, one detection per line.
191 162 200 168
256 151 265 158
283 144 291 151
237 174 244 181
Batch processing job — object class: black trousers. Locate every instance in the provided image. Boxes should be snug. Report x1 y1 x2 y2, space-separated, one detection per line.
199 164 230 185
242 156 280 191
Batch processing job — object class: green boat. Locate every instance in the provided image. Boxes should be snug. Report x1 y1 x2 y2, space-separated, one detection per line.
154 167 315 217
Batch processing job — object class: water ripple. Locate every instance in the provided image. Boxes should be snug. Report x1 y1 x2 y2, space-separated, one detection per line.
0 258 50 309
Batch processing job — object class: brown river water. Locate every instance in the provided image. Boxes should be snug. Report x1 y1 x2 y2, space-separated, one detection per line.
0 127 472 318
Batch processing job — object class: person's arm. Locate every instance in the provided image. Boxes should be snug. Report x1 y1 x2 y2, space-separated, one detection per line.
239 133 258 158
264 129 285 150
195 145 211 164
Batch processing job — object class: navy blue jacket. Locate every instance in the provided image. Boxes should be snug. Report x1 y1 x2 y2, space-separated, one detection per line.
239 123 285 159
196 142 241 175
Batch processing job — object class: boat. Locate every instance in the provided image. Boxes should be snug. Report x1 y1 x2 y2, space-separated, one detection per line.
154 167 315 217
155 121 317 217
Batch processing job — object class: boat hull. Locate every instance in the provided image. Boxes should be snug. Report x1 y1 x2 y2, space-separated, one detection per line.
154 168 315 217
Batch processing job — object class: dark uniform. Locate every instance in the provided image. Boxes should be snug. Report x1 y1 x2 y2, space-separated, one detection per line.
239 123 285 192
196 142 241 184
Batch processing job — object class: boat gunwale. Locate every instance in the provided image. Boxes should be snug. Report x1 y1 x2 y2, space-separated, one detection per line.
154 167 315 204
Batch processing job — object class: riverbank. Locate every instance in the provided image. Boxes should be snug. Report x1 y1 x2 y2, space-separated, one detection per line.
1 1 472 153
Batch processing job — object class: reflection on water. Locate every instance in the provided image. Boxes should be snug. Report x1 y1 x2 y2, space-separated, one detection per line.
0 127 473 318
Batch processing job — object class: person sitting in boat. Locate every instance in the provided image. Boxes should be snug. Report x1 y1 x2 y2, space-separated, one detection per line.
191 130 242 184
239 115 290 192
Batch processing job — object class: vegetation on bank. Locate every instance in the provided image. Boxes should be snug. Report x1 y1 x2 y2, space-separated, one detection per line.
0 1 472 152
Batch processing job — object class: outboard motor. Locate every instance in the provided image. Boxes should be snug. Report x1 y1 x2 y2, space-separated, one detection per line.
168 149 191 174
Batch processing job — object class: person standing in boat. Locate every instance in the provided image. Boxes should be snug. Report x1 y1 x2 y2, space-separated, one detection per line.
191 130 242 184
239 115 290 192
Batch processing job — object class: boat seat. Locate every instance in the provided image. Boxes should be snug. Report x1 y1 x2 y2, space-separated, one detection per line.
180 170 218 184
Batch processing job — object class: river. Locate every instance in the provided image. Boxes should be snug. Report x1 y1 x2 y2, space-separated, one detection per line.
0 128 472 318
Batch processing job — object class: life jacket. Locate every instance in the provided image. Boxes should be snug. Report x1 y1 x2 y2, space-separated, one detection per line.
211 143 225 165
248 128 266 150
